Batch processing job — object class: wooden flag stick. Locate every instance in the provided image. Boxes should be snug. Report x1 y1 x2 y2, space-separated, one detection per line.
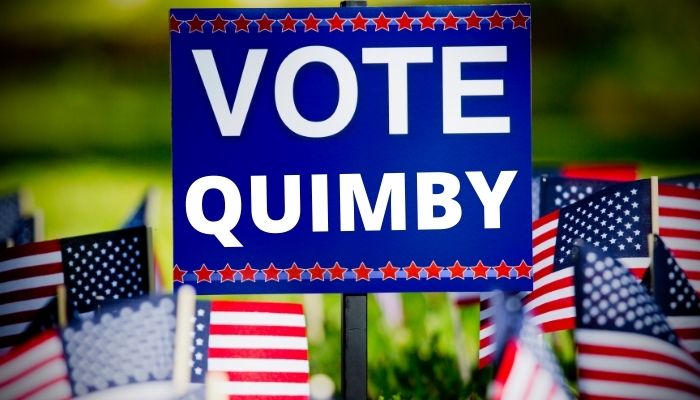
57 285 68 328
648 233 656 295
173 285 196 396
651 176 660 235
205 371 229 400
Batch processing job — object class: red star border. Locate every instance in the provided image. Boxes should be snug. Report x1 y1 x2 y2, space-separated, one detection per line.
308 262 326 281
514 260 531 278
487 10 505 30
418 11 436 30
280 14 298 32
329 262 347 281
380 261 399 280
302 14 321 32
169 15 183 33
396 12 414 31
187 15 206 33
350 12 369 31
233 14 251 32
511 10 529 29
239 263 258 282
440 12 460 30
218 263 236 282
425 261 443 280
373 12 391 31
471 261 489 279
327 13 346 32
286 262 304 281
263 263 281 282
353 262 372 281
195 264 213 283
404 261 422 280
494 261 512 279
465 11 483 30
210 15 229 33
256 14 274 32
447 261 467 279
173 264 186 283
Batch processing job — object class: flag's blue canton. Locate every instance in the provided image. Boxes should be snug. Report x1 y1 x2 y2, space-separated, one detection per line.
191 300 211 383
60 227 149 313
12 216 35 246
652 235 700 316
539 176 611 217
0 193 20 241
123 198 147 228
574 244 679 345
62 296 176 397
661 174 700 191
555 180 651 266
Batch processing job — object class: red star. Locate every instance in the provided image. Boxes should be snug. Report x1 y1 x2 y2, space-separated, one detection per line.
256 14 274 32
373 12 392 31
218 263 236 282
194 264 213 283
418 11 436 30
510 10 529 29
327 13 346 32
329 262 347 281
350 12 369 31
187 14 206 33
440 12 460 30
380 261 399 280
494 260 512 279
302 13 321 32
465 11 483 30
353 262 372 281
263 263 281 282
514 260 531 279
396 12 414 31
425 261 443 280
447 261 467 279
239 263 258 282
286 262 304 281
209 14 228 33
173 264 186 283
487 10 505 30
471 261 490 279
233 14 251 32
280 14 298 32
308 262 326 281
404 261 422 280
169 15 183 33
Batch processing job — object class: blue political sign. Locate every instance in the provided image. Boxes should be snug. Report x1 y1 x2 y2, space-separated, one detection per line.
171 5 532 294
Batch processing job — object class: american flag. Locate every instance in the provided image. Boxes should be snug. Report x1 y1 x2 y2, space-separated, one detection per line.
62 295 177 397
0 193 21 244
648 235 700 362
523 180 652 333
11 216 37 246
491 314 570 400
122 192 163 294
662 174 700 191
658 183 700 293
558 163 638 182
0 227 150 353
191 300 310 399
479 292 497 368
538 176 612 217
574 243 700 399
0 329 71 400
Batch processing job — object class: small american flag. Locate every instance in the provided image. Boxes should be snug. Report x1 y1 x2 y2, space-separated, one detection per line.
191 300 310 399
574 243 700 399
523 180 652 333
648 235 700 362
479 292 497 368
658 183 700 293
62 295 177 396
0 227 150 353
538 176 612 217
0 329 71 400
122 192 164 294
662 174 700 191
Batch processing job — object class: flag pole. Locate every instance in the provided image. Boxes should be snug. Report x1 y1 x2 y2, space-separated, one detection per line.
649 176 659 294
647 233 656 295
205 371 229 400
173 285 196 396
57 285 68 328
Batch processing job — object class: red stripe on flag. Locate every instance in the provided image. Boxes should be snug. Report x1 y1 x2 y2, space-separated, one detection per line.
493 340 517 387
529 298 575 317
533 211 559 230
0 241 61 262
226 372 309 383
533 247 555 266
0 309 46 328
675 327 700 338
561 164 637 181
578 343 700 376
523 275 574 305
669 249 700 260
212 301 304 314
228 396 309 400
579 368 700 396
209 325 307 337
533 228 557 248
659 184 700 199
539 317 576 333
0 263 63 283
660 228 700 241
208 348 309 360
0 330 59 365
659 207 700 220
0 285 58 305
479 354 494 369
0 354 63 389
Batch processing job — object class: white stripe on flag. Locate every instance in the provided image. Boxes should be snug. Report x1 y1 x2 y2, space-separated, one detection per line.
220 381 310 396
659 216 700 232
579 379 698 400
0 273 64 294
668 315 700 329
659 195 700 211
533 220 558 239
529 308 575 327
0 321 31 337
0 252 61 272
0 335 64 382
208 335 308 350
662 238 700 252
1 358 67 400
499 346 536 400
210 311 306 327
0 297 55 316
208 358 310 373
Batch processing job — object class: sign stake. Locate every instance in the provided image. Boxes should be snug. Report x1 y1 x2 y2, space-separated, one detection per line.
342 293 367 400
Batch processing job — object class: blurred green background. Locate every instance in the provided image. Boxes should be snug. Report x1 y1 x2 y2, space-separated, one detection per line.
1 0 699 398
